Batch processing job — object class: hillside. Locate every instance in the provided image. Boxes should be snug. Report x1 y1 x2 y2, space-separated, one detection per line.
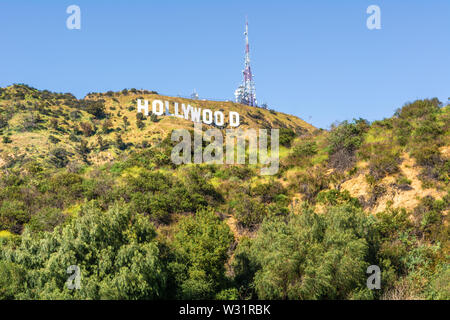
0 84 314 167
0 84 448 300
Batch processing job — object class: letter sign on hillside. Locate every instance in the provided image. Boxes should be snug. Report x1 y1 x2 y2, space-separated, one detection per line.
136 99 241 127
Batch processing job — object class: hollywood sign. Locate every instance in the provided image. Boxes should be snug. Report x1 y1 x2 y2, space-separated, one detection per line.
137 99 240 127
136 99 279 175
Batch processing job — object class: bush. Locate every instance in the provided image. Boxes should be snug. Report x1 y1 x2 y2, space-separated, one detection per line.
0 261 26 300
233 205 377 300
77 139 90 163
21 113 42 131
0 203 167 299
49 148 71 168
115 134 127 150
215 166 254 181
412 196 447 240
28 207 66 232
69 132 80 142
169 208 234 299
82 100 106 119
393 119 412 146
360 142 401 181
150 113 158 122
411 144 441 168
232 195 268 230
287 140 318 167
48 135 60 144
79 121 95 137
252 180 286 203
328 119 369 155
0 200 28 232
317 189 360 207
292 140 318 159
69 110 81 120
410 144 447 182
289 167 329 202
327 119 369 171
0 116 8 129
395 99 441 120
279 128 296 147
136 118 145 130
102 119 113 134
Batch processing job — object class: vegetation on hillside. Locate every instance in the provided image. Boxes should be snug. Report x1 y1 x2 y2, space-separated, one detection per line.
0 84 448 300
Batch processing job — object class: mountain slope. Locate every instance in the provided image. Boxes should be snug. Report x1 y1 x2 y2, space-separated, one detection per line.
0 84 448 300
0 84 315 167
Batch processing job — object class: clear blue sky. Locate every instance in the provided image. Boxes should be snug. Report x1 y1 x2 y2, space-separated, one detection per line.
1 0 449 128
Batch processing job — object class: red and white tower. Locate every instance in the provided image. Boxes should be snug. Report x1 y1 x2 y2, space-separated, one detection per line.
235 19 257 107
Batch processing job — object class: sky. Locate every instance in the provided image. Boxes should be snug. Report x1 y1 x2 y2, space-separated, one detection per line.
0 0 449 129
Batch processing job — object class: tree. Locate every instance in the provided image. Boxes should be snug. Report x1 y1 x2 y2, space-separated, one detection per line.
279 128 296 147
48 135 60 144
115 133 127 150
0 115 9 129
150 113 158 122
77 139 90 163
49 147 71 168
79 121 95 137
50 118 59 130
233 204 377 300
327 119 369 171
168 208 234 299
122 116 130 131
136 113 145 130
83 100 106 119
101 119 113 134
232 195 268 230
0 203 167 300
0 261 26 300
97 135 109 151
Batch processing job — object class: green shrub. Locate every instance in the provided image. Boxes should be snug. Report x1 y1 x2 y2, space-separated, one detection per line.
317 189 360 207
328 119 369 155
327 119 369 171
360 142 401 181
0 200 28 232
49 148 71 168
0 261 26 300
252 180 286 203
279 128 296 147
395 99 441 120
292 140 318 158
0 203 167 299
0 116 8 129
169 208 234 299
232 195 268 229
234 205 377 300
2 136 12 144
48 135 60 144
289 168 329 202
82 100 106 119
28 207 66 232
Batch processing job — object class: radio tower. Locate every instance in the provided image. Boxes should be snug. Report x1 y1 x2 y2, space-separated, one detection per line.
235 18 257 107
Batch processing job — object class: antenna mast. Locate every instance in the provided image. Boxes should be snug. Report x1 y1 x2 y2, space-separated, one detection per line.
235 18 257 107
